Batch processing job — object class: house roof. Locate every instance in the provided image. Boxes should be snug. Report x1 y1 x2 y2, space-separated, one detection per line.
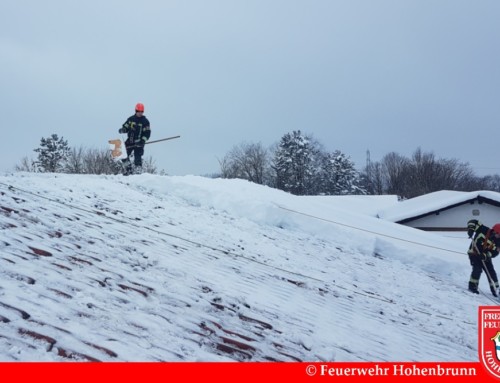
377 190 500 223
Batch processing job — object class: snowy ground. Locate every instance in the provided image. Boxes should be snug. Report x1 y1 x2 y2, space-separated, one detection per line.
0 173 491 361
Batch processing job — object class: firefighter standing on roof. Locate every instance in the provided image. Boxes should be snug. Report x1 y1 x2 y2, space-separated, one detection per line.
118 103 151 175
467 219 500 296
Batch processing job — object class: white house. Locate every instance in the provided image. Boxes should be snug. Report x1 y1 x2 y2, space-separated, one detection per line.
377 190 500 231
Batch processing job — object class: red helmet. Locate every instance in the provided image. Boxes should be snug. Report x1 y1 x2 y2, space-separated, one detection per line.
135 103 145 112
493 224 500 234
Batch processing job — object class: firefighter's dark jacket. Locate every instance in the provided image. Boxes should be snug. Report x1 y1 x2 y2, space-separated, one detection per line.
121 115 151 145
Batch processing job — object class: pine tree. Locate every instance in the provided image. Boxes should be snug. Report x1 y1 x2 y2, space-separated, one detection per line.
273 130 317 195
34 134 71 173
317 150 366 195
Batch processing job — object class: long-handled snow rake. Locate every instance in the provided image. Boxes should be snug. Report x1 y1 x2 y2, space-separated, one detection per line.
108 135 180 160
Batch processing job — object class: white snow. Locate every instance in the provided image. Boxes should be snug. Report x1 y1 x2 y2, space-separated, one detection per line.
0 172 490 362
378 190 500 223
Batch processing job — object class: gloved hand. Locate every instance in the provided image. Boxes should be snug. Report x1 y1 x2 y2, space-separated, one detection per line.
118 128 126 134
482 251 493 261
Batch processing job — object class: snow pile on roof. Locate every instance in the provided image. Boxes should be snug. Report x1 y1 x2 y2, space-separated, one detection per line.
298 195 399 217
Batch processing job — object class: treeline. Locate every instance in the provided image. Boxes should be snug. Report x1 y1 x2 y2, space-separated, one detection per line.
219 130 365 196
17 132 500 198
218 130 500 198
16 134 158 175
364 148 500 198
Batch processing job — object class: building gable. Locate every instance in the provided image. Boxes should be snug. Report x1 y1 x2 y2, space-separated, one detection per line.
378 191 500 231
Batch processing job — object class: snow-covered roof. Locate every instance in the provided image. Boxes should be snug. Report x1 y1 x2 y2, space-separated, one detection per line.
377 190 500 223
298 194 399 216
0 173 480 361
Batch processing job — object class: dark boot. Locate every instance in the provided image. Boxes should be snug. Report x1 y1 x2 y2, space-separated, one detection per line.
123 165 133 176
121 159 133 176
491 286 498 297
492 282 499 297
468 282 479 294
133 165 143 175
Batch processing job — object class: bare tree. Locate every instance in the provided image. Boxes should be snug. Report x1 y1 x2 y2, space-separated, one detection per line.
141 156 158 174
69 147 154 175
219 142 270 184
405 149 482 197
440 158 479 191
82 148 120 174
481 175 500 192
363 147 484 197
365 161 385 195
382 152 410 197
15 157 38 172
65 146 86 174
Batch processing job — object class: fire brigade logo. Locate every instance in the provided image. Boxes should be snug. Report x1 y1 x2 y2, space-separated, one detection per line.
479 306 500 379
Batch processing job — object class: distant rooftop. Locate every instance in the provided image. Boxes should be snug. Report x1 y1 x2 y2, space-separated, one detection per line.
377 190 500 223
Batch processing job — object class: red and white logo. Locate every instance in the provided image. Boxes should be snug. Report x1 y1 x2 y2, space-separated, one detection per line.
479 306 500 379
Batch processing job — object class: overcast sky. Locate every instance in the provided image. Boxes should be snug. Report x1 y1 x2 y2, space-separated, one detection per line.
2 0 499 176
